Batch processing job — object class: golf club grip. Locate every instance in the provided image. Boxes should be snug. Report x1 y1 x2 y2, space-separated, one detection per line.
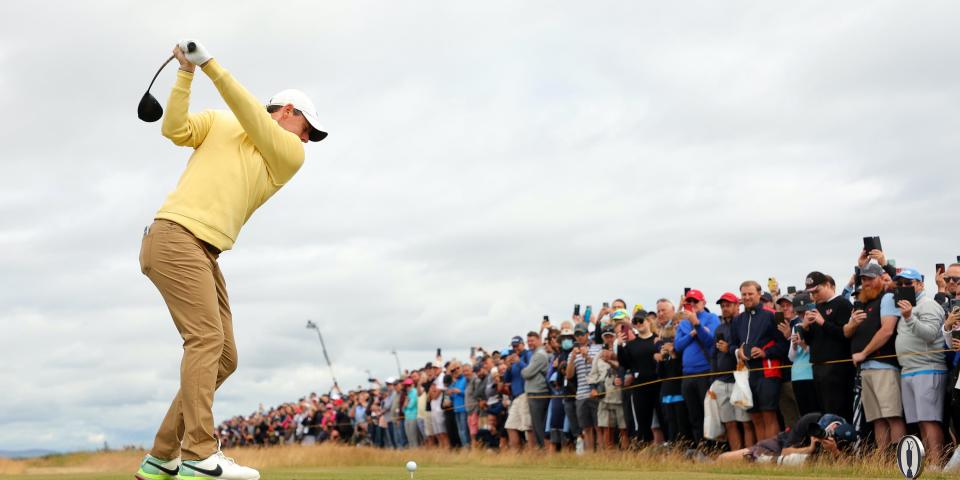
187 42 196 53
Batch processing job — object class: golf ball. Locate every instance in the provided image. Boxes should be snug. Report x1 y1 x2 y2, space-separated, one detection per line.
406 461 417 472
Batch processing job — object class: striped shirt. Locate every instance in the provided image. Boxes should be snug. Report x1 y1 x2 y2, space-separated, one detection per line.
574 344 604 400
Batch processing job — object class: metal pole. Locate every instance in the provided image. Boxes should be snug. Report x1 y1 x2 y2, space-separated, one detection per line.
306 320 339 388
390 349 402 377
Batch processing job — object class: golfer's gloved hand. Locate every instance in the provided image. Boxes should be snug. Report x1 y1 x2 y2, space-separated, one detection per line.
178 39 212 66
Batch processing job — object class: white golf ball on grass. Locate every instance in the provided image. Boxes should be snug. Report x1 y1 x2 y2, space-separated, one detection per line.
406 460 417 472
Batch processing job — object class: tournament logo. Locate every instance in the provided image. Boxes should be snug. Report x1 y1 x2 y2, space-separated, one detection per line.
896 434 925 479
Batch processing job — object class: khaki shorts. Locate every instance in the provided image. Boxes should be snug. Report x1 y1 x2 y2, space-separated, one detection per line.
423 413 434 436
711 380 751 423
860 368 902 422
504 393 531 431
597 402 625 429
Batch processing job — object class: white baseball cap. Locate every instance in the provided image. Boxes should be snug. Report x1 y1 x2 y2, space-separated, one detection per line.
267 89 328 142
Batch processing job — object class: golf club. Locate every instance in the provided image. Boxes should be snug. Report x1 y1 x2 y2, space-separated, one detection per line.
138 42 196 122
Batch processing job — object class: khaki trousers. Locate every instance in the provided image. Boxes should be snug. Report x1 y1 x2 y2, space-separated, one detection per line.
140 219 237 460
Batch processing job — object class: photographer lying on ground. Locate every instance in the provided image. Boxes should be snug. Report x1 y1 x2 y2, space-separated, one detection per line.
716 412 855 465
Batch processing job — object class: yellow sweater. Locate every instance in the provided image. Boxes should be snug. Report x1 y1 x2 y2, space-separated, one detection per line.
156 59 305 252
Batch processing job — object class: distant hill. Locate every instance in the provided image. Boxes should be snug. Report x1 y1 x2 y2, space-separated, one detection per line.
0 449 58 459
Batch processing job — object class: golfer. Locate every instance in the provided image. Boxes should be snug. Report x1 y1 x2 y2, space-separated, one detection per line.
135 40 326 480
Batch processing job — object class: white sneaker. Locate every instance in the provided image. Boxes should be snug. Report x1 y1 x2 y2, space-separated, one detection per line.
179 450 259 480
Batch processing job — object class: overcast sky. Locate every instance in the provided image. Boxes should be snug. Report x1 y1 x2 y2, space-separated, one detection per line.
2 1 959 452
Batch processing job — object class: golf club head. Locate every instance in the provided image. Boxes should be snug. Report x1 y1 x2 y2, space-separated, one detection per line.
138 91 163 122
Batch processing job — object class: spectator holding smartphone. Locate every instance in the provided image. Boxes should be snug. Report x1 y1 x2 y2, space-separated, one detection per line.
893 269 947 465
787 294 820 416
801 271 854 423
843 263 905 451
675 289 720 444
567 323 602 452
619 310 661 445
655 325 690 442
503 336 533 449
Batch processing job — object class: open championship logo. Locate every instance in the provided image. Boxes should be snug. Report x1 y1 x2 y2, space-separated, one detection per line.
896 435 925 479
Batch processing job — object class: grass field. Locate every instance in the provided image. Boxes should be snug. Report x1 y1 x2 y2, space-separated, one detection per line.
0 444 948 479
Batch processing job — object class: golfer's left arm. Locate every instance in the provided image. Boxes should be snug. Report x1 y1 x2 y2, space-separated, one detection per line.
200 59 304 185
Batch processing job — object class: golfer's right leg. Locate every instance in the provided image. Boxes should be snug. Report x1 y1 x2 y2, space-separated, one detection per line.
139 220 258 480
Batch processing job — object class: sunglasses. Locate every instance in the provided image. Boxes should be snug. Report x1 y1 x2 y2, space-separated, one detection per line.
896 280 914 287
574 332 586 336
685 299 701 304
945 276 960 284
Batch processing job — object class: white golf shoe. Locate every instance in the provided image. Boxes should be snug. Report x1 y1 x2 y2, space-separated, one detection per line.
179 449 259 480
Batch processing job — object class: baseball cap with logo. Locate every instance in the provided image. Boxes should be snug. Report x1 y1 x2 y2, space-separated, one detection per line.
716 292 739 304
895 268 923 282
574 324 589 335
510 335 524 345
805 271 829 291
777 294 795 305
559 327 575 336
685 289 706 302
267 89 328 142
859 263 885 278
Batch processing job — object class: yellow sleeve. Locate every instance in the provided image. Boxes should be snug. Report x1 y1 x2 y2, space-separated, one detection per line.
161 70 214 148
200 59 305 186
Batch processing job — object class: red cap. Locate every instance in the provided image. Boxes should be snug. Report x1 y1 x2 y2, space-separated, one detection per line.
685 289 706 302
402 378 414 386
716 292 739 304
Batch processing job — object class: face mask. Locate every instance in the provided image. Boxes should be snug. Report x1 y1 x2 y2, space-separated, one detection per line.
561 339 574 351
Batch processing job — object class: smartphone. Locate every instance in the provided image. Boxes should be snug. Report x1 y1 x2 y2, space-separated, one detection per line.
470 347 476 358
937 263 946 274
854 266 862 289
715 332 725 343
768 277 778 293
436 348 442 358
602 302 609 308
895 286 917 307
787 286 797 294
774 311 786 325
684 287 691 295
543 315 549 323
952 330 960 341
573 304 580 317
863 236 882 252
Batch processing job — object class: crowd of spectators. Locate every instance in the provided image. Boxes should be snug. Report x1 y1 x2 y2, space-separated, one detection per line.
216 243 960 470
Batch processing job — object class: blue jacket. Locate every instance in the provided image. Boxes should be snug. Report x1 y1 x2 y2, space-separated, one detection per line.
502 349 531 399
451 376 467 413
729 306 788 372
675 310 720 374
